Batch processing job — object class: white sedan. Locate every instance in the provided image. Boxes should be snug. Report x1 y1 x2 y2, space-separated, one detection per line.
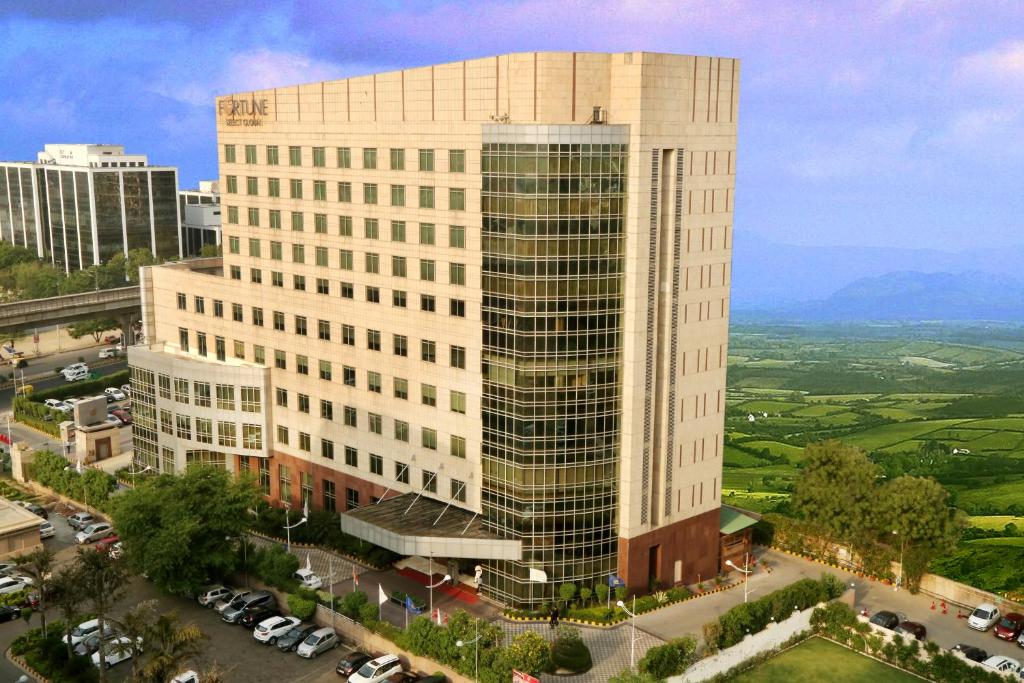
91 636 140 669
253 615 300 645
104 387 127 401
0 577 28 595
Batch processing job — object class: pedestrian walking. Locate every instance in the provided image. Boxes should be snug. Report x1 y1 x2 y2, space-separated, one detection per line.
550 606 559 629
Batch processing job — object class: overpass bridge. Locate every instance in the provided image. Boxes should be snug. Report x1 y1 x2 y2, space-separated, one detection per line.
0 286 141 336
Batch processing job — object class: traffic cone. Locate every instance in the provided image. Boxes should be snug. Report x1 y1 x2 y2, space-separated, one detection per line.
930 601 936 611
941 601 948 615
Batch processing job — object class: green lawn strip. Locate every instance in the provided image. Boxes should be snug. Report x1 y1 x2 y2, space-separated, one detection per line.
731 637 920 683
737 440 805 460
953 478 1024 511
839 418 968 450
968 515 1024 530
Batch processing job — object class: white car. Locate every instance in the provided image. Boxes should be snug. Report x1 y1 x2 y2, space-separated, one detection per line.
293 567 323 590
172 672 199 683
104 387 127 401
64 618 114 646
43 399 71 413
98 348 118 359
982 655 1021 674
91 635 140 669
197 585 232 607
0 576 28 595
39 521 55 539
968 603 1000 631
253 615 300 644
76 522 114 544
348 654 403 683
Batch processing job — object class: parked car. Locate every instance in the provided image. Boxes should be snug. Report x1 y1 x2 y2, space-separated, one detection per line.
221 591 272 623
0 605 21 623
214 589 251 614
895 621 927 641
239 605 281 630
869 611 901 630
197 585 232 607
67 512 95 530
120 384 131 395
0 577 29 595
76 522 115 544
276 623 318 652
38 521 55 539
0 563 15 575
951 643 988 662
95 535 120 552
98 348 119 359
347 654 403 682
253 615 300 644
43 399 72 413
109 542 124 560
63 362 88 374
104 387 127 401
172 672 199 683
982 655 1021 674
336 651 373 677
64 618 114 646
64 367 90 382
74 633 104 656
110 408 132 425
24 503 47 519
296 627 340 659
293 567 323 590
994 613 1024 641
969 603 1001 631
103 335 121 344
91 635 139 669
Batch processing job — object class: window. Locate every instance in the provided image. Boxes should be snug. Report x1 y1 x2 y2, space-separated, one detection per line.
299 432 311 452
318 319 331 341
368 413 382 434
320 399 333 420
339 249 353 270
450 299 466 317
194 381 211 407
419 222 435 245
279 465 291 502
216 384 235 410
246 176 258 195
420 259 436 281
339 215 353 236
394 378 408 401
176 414 191 439
392 290 407 308
449 188 465 211
250 268 262 284
451 479 467 502
366 286 380 303
323 480 336 512
363 183 378 204
367 329 381 351
294 315 308 336
275 387 288 407
449 225 466 248
316 278 330 295
449 149 465 173
314 213 328 233
273 310 285 331
270 241 283 260
253 345 265 364
266 145 279 165
232 302 243 322
174 378 189 403
228 236 240 254
390 185 405 206
241 386 261 412
421 294 436 312
391 256 407 277
288 145 302 166
337 146 351 168
418 186 435 208
312 146 326 167
450 345 466 369
421 384 437 407
345 446 358 467
362 148 377 169
218 421 236 447
196 333 207 356
313 180 327 201
293 274 306 291
196 418 213 444
340 282 354 299
194 295 205 314
343 366 356 386
389 148 405 170
298 393 310 413
346 488 360 510
337 181 352 202
160 409 172 434
291 211 304 232
276 425 289 445
176 292 187 310
390 221 406 242
393 335 408 356
178 329 189 352
321 439 335 460
451 391 466 414
272 272 283 287
341 324 355 346
292 243 305 263
450 435 466 459
243 144 257 164
365 252 380 274
367 371 382 393
364 218 379 239
224 144 236 163
296 355 309 375
319 359 332 381
274 349 287 369
226 206 239 224
269 209 281 228
315 246 329 267
421 340 436 363
419 149 434 171
248 237 261 256
394 419 409 442
395 462 410 484
343 406 357 427
233 339 245 360
289 178 303 199
370 454 383 476
422 469 437 492
242 424 262 449
216 336 227 362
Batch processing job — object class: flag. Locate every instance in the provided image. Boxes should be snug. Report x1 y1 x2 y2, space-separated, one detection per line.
405 596 423 615
608 574 625 588
378 584 388 606
352 565 359 586
528 568 548 583
305 553 312 572
75 459 83 475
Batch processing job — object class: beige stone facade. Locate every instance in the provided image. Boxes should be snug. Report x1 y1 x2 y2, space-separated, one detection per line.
131 51 738 605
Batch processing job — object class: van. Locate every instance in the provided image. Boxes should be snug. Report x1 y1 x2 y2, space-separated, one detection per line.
221 590 272 623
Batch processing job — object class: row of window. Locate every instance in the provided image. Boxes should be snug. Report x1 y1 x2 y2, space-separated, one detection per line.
224 145 466 173
274 415 466 458
155 374 261 411
160 413 263 450
224 177 466 211
224 211 466 248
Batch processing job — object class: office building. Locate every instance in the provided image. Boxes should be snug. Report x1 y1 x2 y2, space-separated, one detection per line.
180 180 222 257
0 144 181 271
128 52 740 606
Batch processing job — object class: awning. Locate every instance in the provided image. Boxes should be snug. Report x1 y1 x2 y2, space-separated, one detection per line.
720 506 760 535
339 493 522 560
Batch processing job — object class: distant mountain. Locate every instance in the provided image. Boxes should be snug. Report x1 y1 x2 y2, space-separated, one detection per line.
738 271 1024 322
731 233 1024 309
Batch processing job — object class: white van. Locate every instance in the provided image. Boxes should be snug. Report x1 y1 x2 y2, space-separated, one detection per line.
98 347 118 359
63 367 89 382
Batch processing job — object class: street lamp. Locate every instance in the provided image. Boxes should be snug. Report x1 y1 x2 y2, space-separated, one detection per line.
284 501 308 553
616 598 640 669
427 573 452 617
456 619 480 681
892 530 905 592
726 553 753 603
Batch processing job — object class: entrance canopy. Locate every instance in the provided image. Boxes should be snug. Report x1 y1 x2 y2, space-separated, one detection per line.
339 493 522 560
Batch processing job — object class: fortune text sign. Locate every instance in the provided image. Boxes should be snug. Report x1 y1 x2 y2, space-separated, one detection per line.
218 96 269 127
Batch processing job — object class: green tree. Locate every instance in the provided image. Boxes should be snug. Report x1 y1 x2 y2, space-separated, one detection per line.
49 564 87 660
112 465 260 596
67 318 119 343
881 476 964 587
609 670 661 683
504 631 551 676
792 440 878 544
112 600 204 683
14 546 55 637
75 547 129 681
638 636 698 678
558 582 577 606
198 243 222 257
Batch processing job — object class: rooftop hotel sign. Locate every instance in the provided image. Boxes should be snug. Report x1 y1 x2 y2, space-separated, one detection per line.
218 96 269 127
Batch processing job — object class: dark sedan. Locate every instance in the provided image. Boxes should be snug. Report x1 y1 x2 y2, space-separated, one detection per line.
276 623 317 652
869 610 901 630
239 606 280 630
951 643 987 662
336 651 372 677
24 503 47 519
0 605 20 623
895 621 927 641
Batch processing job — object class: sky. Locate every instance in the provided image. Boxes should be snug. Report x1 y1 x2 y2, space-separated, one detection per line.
1 0 1022 251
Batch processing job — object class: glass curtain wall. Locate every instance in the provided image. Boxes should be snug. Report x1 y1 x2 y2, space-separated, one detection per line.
480 129 628 606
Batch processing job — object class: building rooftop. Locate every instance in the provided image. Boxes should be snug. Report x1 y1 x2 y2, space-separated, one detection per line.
719 505 760 535
0 499 44 536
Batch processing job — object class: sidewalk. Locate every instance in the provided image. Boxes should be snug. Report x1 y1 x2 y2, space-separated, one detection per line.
4 324 116 359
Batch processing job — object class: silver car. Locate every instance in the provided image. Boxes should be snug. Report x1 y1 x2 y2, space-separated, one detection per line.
75 522 114 544
296 627 339 658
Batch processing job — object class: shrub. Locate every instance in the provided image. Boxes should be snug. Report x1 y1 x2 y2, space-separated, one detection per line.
340 590 369 619
287 593 316 620
251 544 299 590
505 631 551 676
639 636 697 678
550 626 592 673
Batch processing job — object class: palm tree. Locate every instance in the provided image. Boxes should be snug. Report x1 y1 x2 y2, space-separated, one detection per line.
49 565 86 660
110 599 158 681
14 546 54 637
74 547 128 682
137 611 204 683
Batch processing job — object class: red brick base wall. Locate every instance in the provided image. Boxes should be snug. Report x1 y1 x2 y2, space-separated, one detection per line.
250 450 391 512
618 508 720 592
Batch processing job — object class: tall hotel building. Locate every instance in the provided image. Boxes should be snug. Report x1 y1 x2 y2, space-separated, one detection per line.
129 52 741 606
0 144 182 271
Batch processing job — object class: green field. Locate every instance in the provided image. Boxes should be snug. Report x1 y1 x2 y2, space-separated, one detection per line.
968 515 1024 530
731 637 918 683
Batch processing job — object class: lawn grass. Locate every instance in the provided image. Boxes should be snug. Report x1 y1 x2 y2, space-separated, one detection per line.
968 515 1024 530
952 478 1024 511
839 419 968 450
731 637 919 683
738 440 806 460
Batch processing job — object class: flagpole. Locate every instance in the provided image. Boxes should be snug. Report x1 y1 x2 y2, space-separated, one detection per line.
329 557 335 630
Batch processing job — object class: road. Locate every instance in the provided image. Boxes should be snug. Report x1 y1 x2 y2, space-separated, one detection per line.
0 357 128 413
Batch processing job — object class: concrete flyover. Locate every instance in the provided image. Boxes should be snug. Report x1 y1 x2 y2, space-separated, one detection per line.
0 286 141 336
